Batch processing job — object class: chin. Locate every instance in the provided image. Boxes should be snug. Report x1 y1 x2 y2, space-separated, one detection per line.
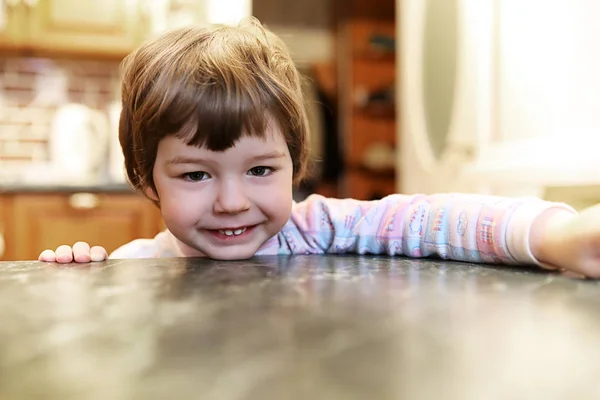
204 248 256 261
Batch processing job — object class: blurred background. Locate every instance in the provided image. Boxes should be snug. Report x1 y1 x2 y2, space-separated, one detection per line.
1 0 599 260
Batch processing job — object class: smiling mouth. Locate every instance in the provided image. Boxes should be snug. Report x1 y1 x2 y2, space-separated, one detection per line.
218 227 248 236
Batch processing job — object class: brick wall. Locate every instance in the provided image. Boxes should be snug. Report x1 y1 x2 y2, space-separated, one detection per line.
0 57 121 179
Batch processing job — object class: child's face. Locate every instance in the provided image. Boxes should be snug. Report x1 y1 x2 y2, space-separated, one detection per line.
148 128 294 260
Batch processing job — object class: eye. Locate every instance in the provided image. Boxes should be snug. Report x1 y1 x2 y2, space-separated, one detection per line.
182 171 209 182
248 166 273 177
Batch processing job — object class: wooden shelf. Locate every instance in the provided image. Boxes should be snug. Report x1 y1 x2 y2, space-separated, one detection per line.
348 164 395 178
353 50 395 62
334 2 397 200
345 168 397 200
353 104 395 119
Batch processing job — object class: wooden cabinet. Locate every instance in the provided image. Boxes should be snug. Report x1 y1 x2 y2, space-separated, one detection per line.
345 169 396 201
0 192 163 261
0 195 13 262
0 0 144 58
334 0 397 200
0 0 27 49
28 0 143 57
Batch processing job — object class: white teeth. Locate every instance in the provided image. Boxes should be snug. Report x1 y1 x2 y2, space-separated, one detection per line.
218 227 247 236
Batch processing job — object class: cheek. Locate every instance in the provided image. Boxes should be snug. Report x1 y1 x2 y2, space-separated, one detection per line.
279 197 293 222
265 178 294 220
154 184 204 226
158 194 190 227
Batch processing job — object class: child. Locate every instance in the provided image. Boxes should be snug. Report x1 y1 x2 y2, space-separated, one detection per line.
38 18 599 278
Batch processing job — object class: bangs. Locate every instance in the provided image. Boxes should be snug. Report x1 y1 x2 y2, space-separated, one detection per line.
178 81 276 150
147 57 287 151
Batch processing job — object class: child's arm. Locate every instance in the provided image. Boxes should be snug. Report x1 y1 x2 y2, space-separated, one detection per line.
281 193 576 267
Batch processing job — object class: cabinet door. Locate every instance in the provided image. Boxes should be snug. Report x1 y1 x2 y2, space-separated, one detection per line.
11 193 162 261
26 0 142 57
0 0 26 48
345 169 396 201
338 20 397 199
0 195 14 261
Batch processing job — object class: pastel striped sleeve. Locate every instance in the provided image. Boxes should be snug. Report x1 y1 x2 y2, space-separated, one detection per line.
109 239 160 259
108 230 183 259
277 193 574 265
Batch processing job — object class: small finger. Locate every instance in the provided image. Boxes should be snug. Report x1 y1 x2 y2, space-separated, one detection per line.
38 249 57 262
72 241 91 263
55 245 74 263
90 246 108 262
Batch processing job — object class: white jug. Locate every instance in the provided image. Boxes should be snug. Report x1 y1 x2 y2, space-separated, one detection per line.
49 103 109 184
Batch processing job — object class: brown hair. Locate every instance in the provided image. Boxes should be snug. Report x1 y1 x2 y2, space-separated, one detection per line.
118 17 309 197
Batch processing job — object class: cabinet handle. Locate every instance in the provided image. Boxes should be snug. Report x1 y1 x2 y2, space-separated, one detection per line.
68 193 100 210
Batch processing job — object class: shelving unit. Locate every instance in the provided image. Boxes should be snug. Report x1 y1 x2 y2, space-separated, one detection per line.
334 0 397 200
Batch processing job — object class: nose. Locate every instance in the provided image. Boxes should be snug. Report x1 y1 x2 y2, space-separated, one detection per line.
213 178 251 214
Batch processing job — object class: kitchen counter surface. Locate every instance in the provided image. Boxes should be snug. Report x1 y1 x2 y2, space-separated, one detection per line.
1 255 599 400
0 182 134 194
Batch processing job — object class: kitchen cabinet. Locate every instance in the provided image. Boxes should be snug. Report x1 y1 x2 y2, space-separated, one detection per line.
0 0 144 58
0 0 26 49
345 168 396 201
334 0 397 200
0 195 12 262
0 191 163 261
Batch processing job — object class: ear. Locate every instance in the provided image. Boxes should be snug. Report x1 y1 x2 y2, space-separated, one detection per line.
143 185 159 202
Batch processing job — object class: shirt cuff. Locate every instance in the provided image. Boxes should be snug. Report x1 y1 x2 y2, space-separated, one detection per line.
506 200 577 269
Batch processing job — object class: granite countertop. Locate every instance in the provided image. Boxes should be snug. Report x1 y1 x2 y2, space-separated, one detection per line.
0 182 134 194
1 255 599 399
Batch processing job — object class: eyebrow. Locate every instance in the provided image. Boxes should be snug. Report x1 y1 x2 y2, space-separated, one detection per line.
249 151 287 162
166 151 287 165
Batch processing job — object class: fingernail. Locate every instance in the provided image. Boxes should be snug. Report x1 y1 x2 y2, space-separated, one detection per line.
90 250 105 262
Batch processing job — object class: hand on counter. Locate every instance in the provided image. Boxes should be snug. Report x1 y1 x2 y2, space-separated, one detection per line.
530 203 600 278
39 242 108 263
